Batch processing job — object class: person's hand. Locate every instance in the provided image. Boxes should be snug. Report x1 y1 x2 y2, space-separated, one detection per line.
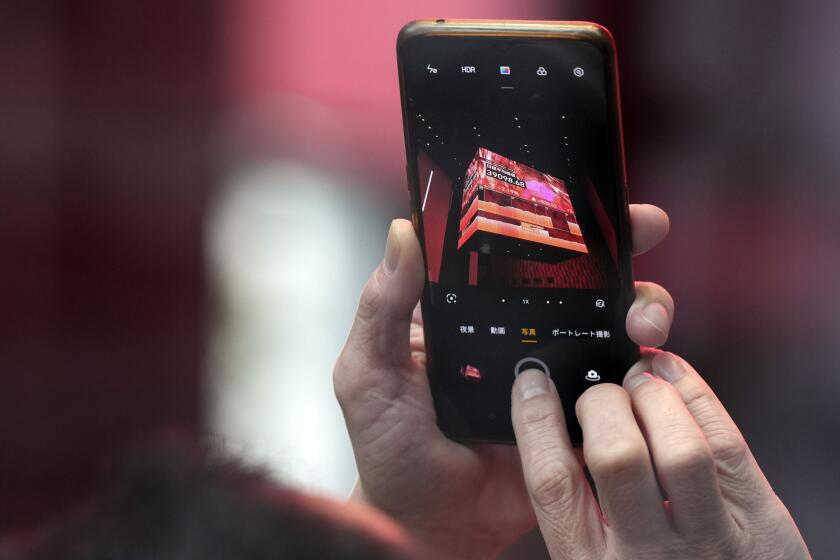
333 204 672 559
511 351 812 560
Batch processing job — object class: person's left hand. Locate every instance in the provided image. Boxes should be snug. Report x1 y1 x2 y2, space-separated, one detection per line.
334 205 672 559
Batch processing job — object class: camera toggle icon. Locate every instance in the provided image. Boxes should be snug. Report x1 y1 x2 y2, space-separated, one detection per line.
585 369 601 382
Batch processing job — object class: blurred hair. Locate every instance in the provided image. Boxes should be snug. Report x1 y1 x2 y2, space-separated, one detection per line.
15 442 414 560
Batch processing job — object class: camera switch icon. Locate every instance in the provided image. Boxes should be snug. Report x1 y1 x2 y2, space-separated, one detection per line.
585 370 601 382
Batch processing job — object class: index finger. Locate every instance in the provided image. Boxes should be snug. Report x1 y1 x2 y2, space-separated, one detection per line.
511 370 604 560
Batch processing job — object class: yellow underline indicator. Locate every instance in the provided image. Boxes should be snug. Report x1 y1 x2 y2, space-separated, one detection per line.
521 340 538 343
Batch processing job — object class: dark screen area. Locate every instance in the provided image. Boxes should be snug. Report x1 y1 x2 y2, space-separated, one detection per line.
400 32 636 443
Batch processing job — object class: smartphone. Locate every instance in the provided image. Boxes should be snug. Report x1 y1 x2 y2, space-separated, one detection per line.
397 20 638 444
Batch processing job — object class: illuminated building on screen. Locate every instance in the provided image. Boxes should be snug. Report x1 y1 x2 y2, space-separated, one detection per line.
458 148 586 263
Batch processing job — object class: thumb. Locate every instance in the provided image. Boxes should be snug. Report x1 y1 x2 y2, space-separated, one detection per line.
334 219 425 403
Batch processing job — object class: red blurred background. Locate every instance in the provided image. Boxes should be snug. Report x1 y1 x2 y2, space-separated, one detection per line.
1 1 838 557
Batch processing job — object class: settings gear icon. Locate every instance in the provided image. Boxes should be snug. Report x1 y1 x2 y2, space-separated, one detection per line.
536 66 548 77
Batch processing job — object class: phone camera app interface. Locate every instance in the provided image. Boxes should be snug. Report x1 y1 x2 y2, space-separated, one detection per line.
404 36 633 441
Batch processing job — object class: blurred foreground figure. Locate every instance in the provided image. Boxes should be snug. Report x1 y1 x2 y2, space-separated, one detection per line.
11 444 418 560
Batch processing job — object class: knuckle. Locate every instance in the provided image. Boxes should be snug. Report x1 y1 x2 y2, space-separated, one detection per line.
706 427 751 476
518 399 562 431
356 270 385 321
676 383 753 476
586 436 649 480
528 457 578 511
681 383 719 418
658 439 714 477
332 351 378 410
332 353 357 408
333 357 401 435
634 378 675 404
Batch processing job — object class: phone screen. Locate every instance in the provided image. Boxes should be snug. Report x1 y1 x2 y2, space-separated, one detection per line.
400 32 636 443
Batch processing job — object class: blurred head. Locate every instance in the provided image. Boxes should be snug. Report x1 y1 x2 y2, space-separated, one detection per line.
18 444 418 560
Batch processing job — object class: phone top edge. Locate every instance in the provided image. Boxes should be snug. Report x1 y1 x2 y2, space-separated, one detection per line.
397 19 615 53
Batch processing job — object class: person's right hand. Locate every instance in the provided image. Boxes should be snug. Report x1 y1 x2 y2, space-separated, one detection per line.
334 205 673 559
511 351 812 560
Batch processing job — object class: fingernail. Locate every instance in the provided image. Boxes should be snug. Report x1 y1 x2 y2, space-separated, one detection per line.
640 301 670 336
624 371 653 393
516 369 550 401
383 221 400 273
653 352 685 383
